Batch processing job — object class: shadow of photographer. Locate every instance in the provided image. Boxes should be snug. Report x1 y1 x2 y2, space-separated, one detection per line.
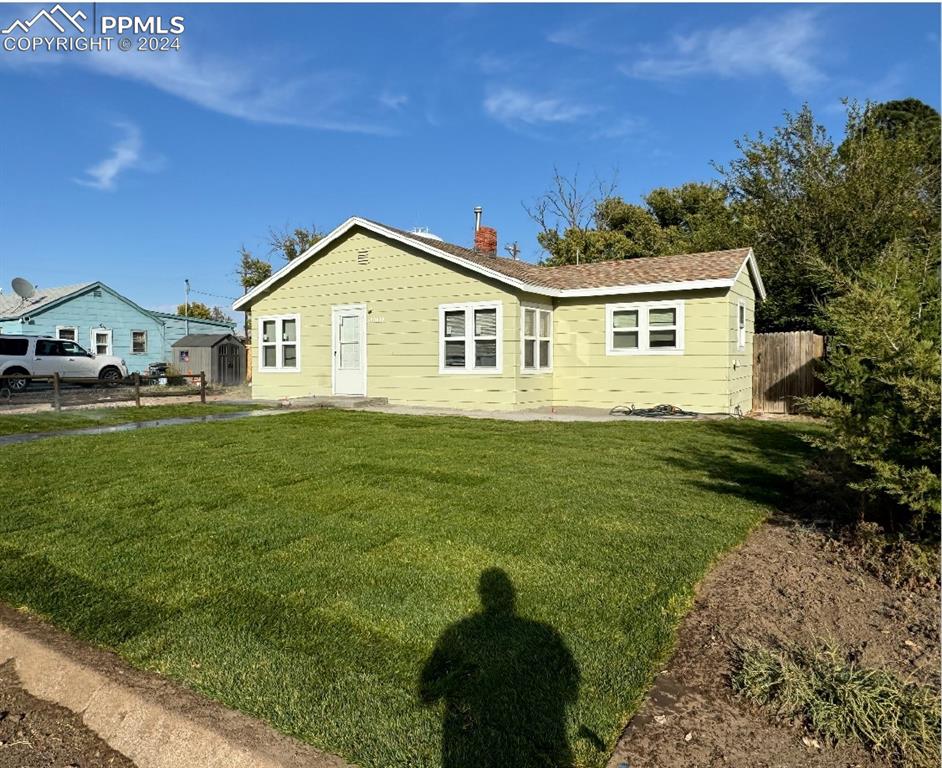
419 568 580 767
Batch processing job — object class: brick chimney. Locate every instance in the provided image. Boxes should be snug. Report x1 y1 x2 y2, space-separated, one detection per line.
473 207 497 256
475 226 498 256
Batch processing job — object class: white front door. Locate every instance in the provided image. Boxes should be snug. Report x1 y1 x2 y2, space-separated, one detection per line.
332 305 367 396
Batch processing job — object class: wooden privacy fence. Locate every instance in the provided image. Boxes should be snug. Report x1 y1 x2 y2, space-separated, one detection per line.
752 331 825 414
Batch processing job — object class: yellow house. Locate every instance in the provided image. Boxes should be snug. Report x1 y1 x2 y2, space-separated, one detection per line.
233 216 765 414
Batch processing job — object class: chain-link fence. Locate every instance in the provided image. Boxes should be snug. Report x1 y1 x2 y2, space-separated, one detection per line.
0 372 207 412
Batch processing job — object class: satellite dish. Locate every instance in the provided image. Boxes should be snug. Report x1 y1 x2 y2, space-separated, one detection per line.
11 277 35 300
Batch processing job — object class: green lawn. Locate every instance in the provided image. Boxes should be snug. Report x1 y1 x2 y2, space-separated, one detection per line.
0 403 266 436
0 411 815 767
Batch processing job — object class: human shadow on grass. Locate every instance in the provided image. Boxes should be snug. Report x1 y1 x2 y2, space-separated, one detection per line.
419 568 580 768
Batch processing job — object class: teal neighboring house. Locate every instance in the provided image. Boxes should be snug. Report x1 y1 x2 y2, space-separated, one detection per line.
0 281 235 373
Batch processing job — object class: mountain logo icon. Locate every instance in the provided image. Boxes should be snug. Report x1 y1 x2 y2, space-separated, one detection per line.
2 4 87 35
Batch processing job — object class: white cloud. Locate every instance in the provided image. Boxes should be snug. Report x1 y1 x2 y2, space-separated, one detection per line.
87 50 386 133
1 43 392 134
623 10 826 93
590 116 643 141
483 86 594 126
545 19 597 51
379 90 409 110
74 122 144 190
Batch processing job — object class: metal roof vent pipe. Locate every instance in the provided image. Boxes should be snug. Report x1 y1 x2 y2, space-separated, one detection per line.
474 206 483 233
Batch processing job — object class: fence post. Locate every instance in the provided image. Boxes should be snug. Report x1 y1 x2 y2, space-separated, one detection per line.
134 373 141 407
52 373 61 412
200 371 206 404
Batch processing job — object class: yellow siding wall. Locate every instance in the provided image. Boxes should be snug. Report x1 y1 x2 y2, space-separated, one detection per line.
551 290 736 414
249 231 522 410
247 228 757 413
514 294 555 410
727 265 755 414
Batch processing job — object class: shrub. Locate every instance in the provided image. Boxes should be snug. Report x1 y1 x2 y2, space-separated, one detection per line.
164 364 186 386
803 241 941 534
733 641 941 767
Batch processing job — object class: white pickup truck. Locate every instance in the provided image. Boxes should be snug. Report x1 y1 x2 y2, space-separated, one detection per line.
0 334 129 391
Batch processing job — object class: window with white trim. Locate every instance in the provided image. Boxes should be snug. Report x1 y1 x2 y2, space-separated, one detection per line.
439 302 502 373
131 330 147 354
737 300 747 350
522 306 552 371
91 328 112 356
606 301 685 354
56 326 77 342
259 315 300 371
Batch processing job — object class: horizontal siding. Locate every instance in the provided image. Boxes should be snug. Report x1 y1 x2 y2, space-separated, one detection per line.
246 232 757 413
552 290 734 414
3 288 165 373
249 231 521 409
728 266 755 414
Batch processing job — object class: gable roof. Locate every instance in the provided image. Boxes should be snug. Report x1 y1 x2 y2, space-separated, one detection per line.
233 216 765 310
0 281 96 319
0 281 167 324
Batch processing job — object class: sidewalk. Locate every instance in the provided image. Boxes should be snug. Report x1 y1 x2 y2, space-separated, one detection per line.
0 604 350 768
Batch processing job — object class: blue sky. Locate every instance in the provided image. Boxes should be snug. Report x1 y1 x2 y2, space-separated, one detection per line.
0 2 938 313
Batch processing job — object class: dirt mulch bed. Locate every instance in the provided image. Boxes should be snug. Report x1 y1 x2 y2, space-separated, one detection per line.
0 661 135 768
609 520 940 768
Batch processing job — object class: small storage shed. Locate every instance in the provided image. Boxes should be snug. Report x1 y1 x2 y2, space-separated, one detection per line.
172 334 246 386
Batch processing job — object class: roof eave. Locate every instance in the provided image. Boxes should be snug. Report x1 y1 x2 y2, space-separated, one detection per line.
738 248 767 301
232 218 765 308
233 216 545 310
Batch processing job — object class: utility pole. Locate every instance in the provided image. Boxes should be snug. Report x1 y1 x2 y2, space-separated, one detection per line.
184 278 190 335
505 241 520 260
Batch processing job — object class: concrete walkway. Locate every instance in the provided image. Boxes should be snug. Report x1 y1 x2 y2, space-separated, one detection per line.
268 396 716 422
0 399 720 447
0 408 297 446
0 604 350 768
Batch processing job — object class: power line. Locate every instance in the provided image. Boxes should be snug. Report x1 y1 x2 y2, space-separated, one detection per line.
188 288 238 302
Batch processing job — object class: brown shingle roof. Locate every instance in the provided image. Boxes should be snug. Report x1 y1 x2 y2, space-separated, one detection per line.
382 222 752 292
234 216 760 311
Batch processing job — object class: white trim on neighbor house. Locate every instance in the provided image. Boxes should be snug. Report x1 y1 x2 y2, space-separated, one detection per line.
257 314 301 373
438 301 503 375
605 300 686 356
55 325 77 342
737 299 747 351
131 329 148 354
90 327 112 356
330 303 367 396
232 217 765 309
520 303 553 374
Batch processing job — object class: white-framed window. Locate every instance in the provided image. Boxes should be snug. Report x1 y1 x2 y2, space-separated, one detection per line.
737 299 747 350
90 328 112 356
258 315 300 371
521 305 552 372
56 326 77 342
131 330 147 354
439 302 502 373
606 301 685 355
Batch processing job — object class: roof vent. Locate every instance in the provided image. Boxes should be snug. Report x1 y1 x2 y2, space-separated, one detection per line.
357 249 369 265
411 227 444 242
